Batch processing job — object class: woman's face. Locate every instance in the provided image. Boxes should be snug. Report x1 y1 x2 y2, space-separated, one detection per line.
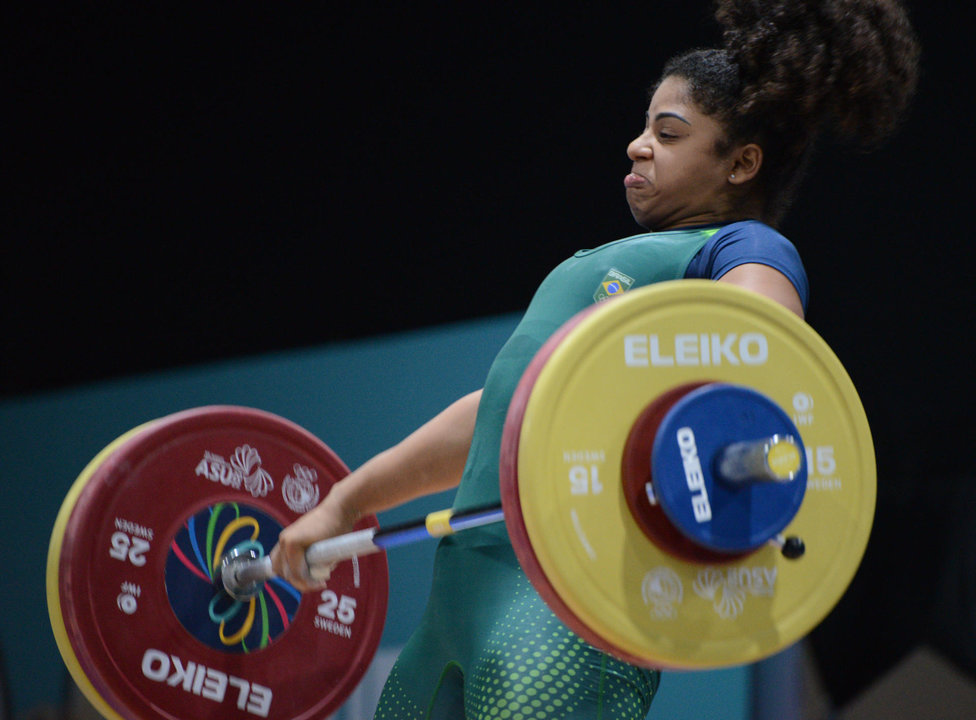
625 75 738 231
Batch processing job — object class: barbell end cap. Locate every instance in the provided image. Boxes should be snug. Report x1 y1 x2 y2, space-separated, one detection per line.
716 434 804 485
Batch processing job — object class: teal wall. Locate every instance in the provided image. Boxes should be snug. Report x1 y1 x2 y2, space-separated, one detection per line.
0 315 749 719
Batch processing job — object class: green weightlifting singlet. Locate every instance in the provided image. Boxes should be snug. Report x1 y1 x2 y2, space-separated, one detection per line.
373 228 719 720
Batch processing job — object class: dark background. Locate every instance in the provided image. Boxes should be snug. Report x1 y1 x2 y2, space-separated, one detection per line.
4 1 973 710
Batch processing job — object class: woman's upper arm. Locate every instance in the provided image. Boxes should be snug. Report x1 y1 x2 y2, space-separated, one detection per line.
716 263 806 319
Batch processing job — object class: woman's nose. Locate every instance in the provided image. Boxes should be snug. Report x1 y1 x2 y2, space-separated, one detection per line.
627 132 652 161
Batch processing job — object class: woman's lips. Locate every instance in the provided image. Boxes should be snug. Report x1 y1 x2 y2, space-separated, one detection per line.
624 172 647 188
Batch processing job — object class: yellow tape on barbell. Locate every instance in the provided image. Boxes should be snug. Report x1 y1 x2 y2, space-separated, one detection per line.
425 509 455 537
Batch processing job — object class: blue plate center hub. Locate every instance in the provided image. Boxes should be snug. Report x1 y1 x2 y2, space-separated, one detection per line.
650 383 806 553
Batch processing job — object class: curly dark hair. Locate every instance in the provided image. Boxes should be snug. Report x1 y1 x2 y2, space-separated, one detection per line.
659 0 920 225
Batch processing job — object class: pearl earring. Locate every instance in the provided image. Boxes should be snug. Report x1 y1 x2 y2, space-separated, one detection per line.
730 173 736 180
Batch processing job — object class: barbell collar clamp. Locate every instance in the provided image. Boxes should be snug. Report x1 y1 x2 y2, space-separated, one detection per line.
220 546 269 600
769 533 807 560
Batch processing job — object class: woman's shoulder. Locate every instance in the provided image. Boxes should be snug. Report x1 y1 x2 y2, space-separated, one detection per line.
690 219 809 310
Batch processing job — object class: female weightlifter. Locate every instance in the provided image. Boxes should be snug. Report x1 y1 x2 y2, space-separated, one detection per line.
272 1 919 717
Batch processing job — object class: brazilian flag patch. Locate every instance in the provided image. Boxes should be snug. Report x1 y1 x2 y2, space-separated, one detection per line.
593 268 635 302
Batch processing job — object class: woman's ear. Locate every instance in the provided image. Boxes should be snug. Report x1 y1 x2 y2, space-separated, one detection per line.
729 143 763 184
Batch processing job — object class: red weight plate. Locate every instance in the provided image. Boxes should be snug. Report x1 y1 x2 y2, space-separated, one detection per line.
53 406 388 720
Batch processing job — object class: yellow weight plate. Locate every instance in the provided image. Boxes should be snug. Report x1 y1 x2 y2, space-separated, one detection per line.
506 280 875 669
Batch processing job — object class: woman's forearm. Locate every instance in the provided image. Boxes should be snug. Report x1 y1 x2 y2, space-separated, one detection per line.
325 389 482 523
271 389 482 588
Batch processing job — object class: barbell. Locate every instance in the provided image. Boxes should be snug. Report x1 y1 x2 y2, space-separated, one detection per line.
47 280 875 719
